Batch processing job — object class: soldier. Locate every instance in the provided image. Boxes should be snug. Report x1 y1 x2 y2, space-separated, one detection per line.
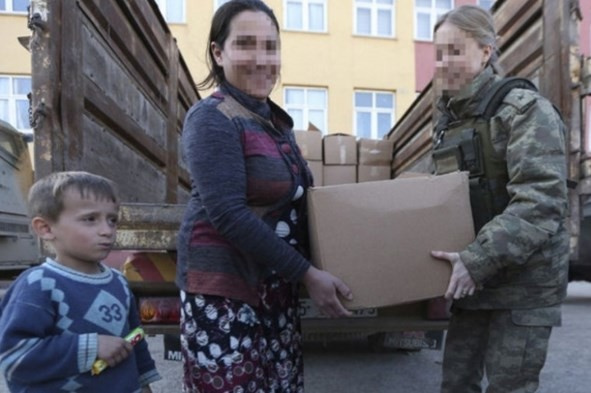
429 5 569 393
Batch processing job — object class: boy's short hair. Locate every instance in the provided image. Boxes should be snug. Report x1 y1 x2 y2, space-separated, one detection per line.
28 171 120 222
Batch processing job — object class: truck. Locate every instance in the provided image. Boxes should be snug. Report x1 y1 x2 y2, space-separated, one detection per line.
2 0 588 352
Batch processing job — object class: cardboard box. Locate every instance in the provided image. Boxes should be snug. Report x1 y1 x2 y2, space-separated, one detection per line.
294 130 322 161
307 171 474 309
357 165 391 182
323 133 357 165
307 160 323 186
323 165 356 186
358 138 394 166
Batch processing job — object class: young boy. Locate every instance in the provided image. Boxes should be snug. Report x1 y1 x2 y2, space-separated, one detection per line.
0 171 161 393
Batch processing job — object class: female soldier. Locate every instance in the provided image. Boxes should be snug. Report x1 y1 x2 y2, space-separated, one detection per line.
430 5 569 393
176 1 352 392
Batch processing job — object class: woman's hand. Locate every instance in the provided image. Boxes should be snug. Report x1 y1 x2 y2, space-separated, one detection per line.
302 266 353 317
431 251 477 300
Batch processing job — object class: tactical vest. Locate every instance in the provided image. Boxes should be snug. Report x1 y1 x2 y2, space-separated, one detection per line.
432 77 538 232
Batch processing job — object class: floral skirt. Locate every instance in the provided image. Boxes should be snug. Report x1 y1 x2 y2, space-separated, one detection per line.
180 275 304 393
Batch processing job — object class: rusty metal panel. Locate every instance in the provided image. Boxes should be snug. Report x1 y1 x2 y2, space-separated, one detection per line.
30 0 200 205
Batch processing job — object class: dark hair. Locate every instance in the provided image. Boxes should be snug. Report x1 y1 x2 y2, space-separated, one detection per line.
28 171 119 222
434 5 502 74
198 0 280 90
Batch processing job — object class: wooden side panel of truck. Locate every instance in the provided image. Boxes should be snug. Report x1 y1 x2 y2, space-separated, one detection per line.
30 0 199 204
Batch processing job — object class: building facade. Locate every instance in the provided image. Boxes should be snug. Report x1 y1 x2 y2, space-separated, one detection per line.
0 0 588 148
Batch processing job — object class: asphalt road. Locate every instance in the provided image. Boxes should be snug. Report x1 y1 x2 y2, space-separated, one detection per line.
1 282 589 392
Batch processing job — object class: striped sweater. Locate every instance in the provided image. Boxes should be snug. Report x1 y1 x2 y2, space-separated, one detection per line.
176 82 313 305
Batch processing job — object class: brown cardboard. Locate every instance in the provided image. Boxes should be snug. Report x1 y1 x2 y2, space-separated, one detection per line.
307 171 474 309
307 160 323 186
357 165 391 182
294 130 322 161
323 133 357 165
358 138 394 165
323 165 356 186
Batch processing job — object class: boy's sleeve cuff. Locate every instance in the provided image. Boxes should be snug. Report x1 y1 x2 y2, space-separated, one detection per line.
78 333 98 373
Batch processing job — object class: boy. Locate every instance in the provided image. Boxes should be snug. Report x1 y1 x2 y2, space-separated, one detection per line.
0 171 161 393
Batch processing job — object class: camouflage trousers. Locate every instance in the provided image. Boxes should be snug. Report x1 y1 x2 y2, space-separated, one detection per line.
441 308 553 393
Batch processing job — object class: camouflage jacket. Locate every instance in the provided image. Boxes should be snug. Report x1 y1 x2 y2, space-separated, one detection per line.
436 67 569 311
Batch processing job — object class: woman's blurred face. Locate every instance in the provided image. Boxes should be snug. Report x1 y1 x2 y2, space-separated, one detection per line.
434 22 492 97
212 10 280 101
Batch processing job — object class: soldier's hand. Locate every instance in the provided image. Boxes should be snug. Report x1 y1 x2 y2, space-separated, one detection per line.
431 251 477 300
302 266 353 318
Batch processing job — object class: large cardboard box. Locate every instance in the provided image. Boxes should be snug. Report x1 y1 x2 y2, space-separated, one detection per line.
294 130 322 161
358 138 394 166
323 165 356 186
323 133 357 165
307 171 474 309
357 165 391 182
307 160 323 186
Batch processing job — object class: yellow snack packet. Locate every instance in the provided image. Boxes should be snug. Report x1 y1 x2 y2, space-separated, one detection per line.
91 327 145 376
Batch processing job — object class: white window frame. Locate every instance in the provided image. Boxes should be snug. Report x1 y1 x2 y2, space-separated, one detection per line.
0 75 32 133
353 90 396 139
155 0 186 24
353 0 396 38
283 0 327 33
414 0 454 42
0 0 28 14
283 87 328 134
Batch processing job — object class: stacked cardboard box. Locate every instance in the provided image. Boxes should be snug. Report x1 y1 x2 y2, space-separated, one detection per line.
323 133 357 185
357 138 394 182
307 171 474 309
294 129 323 186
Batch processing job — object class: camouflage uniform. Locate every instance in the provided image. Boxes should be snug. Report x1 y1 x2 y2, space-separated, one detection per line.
434 67 569 393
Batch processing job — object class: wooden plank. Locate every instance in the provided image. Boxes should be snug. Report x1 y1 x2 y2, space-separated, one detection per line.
60 3 85 171
80 115 167 203
121 0 169 70
84 80 167 167
81 22 168 148
78 0 169 114
31 0 64 178
166 38 180 203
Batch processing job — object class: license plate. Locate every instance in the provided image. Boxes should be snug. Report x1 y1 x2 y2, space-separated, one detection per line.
298 298 377 319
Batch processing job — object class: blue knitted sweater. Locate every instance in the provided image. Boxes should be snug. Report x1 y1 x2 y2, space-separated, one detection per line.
0 258 161 393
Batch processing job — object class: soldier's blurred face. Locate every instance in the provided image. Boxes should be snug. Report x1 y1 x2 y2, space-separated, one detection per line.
212 10 280 101
434 22 492 97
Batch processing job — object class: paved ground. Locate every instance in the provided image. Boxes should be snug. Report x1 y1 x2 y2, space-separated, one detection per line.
1 282 590 392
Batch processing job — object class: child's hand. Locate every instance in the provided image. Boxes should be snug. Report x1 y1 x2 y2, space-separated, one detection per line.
97 334 133 367
141 386 153 393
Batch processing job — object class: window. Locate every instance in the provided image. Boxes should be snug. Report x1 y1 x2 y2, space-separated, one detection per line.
214 0 231 11
284 87 327 133
354 91 395 139
155 0 185 23
478 0 495 10
0 0 28 13
354 0 395 38
0 76 31 133
284 0 326 32
415 0 453 41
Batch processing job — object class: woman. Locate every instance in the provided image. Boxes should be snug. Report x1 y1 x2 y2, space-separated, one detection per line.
430 5 569 393
175 1 352 392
